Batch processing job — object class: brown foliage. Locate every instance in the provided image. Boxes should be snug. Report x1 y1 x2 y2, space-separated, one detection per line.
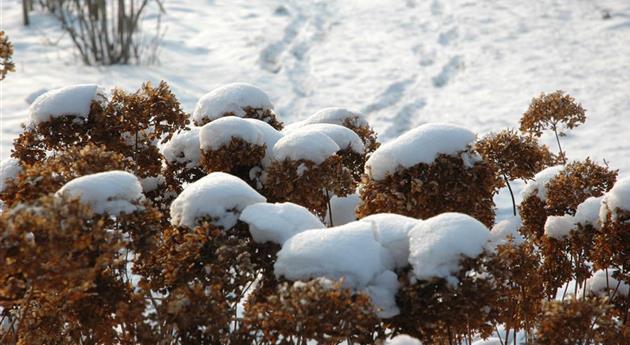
265 156 354 218
342 117 380 155
243 279 384 344
594 208 630 284
519 90 586 137
200 138 267 186
358 152 498 227
0 31 15 80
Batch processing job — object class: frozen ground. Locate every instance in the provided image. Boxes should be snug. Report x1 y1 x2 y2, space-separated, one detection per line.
2 0 630 218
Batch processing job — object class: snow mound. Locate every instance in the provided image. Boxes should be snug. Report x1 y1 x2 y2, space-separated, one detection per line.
521 165 564 201
408 213 490 283
240 202 325 244
365 123 476 181
199 116 265 151
56 171 143 215
574 196 603 228
0 158 21 193
161 128 201 168
303 107 369 127
28 84 101 124
170 172 266 229
272 130 339 164
289 123 365 154
600 176 630 222
274 220 400 317
361 213 419 269
488 216 524 249
582 269 629 297
544 215 576 240
243 118 283 167
192 83 274 125
325 193 360 226
385 335 422 345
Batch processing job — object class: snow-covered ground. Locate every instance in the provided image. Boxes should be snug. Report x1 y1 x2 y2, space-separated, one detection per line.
2 0 630 217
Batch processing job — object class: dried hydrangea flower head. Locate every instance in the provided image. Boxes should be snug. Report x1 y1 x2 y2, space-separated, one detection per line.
0 31 15 80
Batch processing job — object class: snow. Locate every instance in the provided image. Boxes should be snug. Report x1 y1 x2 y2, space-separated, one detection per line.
302 107 369 127
385 335 422 345
472 338 503 345
161 128 201 168
582 269 630 297
198 116 265 151
544 215 576 240
169 172 266 229
408 212 490 283
600 176 630 222
239 202 325 244
325 193 360 226
274 220 400 317
574 196 603 228
488 216 524 249
271 130 339 164
55 171 144 215
243 118 283 166
192 83 274 125
287 123 365 154
360 213 419 269
0 158 21 193
27 84 101 124
365 123 476 180
521 165 564 201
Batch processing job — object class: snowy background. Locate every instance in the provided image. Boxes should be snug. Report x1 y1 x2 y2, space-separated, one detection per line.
2 0 630 217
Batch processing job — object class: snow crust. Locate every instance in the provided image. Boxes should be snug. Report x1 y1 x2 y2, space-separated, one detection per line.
408 212 490 283
365 123 476 181
487 216 524 249
274 220 400 317
521 165 564 201
56 171 143 215
325 193 360 226
288 123 365 154
192 83 273 125
360 213 419 268
161 128 201 168
28 84 101 124
385 335 422 345
582 269 629 297
272 130 339 164
199 116 265 151
574 196 603 228
240 202 325 245
170 172 266 229
303 107 369 127
544 215 576 240
600 176 630 222
0 158 21 193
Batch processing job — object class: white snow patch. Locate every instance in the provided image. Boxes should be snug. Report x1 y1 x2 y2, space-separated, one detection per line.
0 158 21 193
582 269 629 297
28 84 101 124
544 214 576 240
192 83 273 125
240 202 325 245
574 196 603 229
56 171 143 215
140 175 166 193
365 123 476 181
303 107 369 127
408 212 490 283
385 335 422 345
161 128 201 168
325 193 360 226
243 118 283 167
521 165 564 201
472 338 503 345
600 176 630 223
488 216 524 249
170 172 266 229
288 123 365 154
272 130 339 164
361 213 419 269
199 116 265 151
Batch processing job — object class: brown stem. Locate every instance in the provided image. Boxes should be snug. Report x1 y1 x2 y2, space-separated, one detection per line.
552 125 566 164
503 173 517 216
325 188 334 226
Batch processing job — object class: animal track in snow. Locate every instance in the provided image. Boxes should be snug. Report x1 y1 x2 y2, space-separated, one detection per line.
432 55 463 88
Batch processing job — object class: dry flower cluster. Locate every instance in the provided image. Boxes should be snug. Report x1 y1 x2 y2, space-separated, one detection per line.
0 31 15 81
1 84 629 345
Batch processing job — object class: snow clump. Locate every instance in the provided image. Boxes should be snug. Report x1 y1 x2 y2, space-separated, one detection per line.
28 84 102 124
521 165 564 201
302 107 369 127
271 130 339 164
170 172 266 229
240 202 325 245
161 128 201 168
199 116 265 150
544 214 576 240
574 196 603 228
192 83 274 125
487 216 524 249
599 176 630 222
0 158 21 193
288 123 364 154
582 269 629 297
56 171 144 215
385 335 422 345
365 123 477 181
360 213 419 269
